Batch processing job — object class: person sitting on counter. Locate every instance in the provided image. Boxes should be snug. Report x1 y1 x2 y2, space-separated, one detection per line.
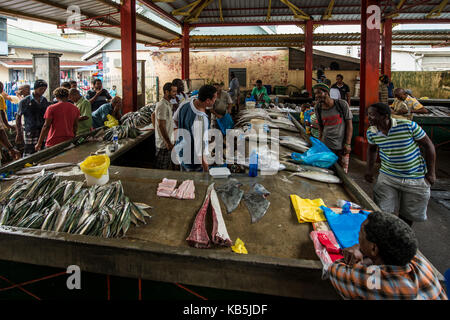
391 88 428 120
250 80 271 104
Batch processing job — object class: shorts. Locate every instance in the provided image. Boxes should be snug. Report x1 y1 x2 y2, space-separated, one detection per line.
23 129 44 157
155 147 174 170
373 172 431 222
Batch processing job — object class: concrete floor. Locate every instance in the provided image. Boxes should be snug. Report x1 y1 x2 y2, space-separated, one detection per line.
347 148 450 275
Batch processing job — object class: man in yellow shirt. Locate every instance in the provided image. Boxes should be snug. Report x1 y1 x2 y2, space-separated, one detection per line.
391 88 428 120
0 81 16 131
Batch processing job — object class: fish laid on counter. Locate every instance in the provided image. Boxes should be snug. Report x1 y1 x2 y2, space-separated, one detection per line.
156 178 195 200
243 184 271 224
156 178 177 198
215 178 244 214
120 104 154 128
171 179 195 200
103 125 141 141
280 161 335 175
290 171 342 184
279 136 310 153
16 163 77 175
186 184 232 248
0 172 151 238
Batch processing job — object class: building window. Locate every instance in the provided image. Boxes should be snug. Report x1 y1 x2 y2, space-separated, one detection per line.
346 47 352 55
229 68 246 88
357 47 361 58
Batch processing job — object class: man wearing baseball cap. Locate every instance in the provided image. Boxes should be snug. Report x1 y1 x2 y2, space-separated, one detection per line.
313 83 353 172
16 79 50 156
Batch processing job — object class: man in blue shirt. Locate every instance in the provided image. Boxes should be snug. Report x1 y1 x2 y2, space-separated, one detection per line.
174 85 217 172
91 96 122 128
16 79 50 156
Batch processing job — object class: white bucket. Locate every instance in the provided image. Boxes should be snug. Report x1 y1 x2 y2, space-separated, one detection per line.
84 169 110 186
246 101 256 109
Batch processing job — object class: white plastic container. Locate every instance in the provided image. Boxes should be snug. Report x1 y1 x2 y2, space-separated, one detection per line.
85 169 110 186
209 167 231 179
246 101 256 109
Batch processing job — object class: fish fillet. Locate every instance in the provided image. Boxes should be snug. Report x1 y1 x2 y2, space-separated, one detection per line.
210 184 232 247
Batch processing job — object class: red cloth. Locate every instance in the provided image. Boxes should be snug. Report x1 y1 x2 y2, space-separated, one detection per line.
44 102 80 147
312 230 344 262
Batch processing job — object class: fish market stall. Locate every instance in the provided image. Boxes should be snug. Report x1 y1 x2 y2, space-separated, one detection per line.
0 107 442 299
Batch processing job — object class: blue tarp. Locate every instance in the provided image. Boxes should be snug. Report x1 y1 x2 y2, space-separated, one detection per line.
321 205 370 249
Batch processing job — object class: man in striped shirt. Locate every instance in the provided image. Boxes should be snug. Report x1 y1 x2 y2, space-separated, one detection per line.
364 103 436 226
328 211 447 300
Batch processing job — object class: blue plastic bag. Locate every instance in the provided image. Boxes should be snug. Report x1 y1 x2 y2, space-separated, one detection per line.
216 113 234 136
321 206 370 249
291 137 338 168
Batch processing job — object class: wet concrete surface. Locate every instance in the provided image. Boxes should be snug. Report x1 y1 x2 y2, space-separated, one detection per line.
347 148 450 275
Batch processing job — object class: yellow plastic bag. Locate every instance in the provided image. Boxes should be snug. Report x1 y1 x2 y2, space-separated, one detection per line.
231 238 248 254
104 114 118 128
290 195 327 223
79 155 110 179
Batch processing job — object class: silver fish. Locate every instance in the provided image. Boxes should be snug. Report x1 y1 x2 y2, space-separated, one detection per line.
290 171 342 184
16 163 76 175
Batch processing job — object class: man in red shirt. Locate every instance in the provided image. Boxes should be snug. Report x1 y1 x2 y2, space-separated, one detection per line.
35 87 80 150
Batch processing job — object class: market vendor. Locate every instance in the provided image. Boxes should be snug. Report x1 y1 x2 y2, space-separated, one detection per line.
68 88 93 136
313 83 353 172
328 211 447 300
35 87 80 151
251 80 271 104
171 78 190 114
365 102 436 227
213 83 233 115
391 88 428 119
86 78 112 112
174 85 217 172
0 81 15 132
16 79 50 157
91 96 122 129
155 82 177 170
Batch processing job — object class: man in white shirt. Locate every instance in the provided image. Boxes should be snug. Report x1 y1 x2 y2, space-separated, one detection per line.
155 82 178 170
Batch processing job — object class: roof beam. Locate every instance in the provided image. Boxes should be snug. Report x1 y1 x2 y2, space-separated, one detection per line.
426 0 449 18
139 0 182 26
322 0 335 20
190 18 450 28
266 0 272 22
219 0 224 22
27 0 176 40
280 0 311 20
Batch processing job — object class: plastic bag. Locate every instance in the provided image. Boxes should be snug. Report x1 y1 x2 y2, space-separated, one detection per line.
291 137 338 168
231 238 248 254
290 195 327 223
104 114 119 128
321 205 370 249
79 155 110 179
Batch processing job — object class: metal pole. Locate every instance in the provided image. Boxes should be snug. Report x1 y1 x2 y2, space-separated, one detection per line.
304 20 313 96
120 0 137 114
354 0 380 161
181 24 190 80
381 18 392 79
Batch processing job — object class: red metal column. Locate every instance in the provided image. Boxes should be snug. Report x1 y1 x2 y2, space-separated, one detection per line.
181 24 190 80
304 20 313 96
120 0 137 114
354 0 380 160
381 18 392 79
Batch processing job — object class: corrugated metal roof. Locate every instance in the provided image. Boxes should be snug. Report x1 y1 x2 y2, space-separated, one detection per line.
151 0 450 25
189 30 450 48
0 0 180 45
7 24 92 52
